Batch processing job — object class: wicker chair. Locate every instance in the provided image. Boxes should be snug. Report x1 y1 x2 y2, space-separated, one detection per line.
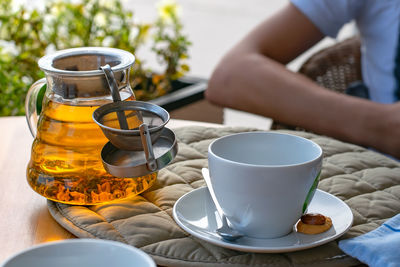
271 36 362 130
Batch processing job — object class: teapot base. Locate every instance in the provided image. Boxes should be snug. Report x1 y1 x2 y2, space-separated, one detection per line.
27 168 157 205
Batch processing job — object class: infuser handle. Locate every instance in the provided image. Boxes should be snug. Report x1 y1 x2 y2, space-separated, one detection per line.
139 123 158 172
100 64 129 130
25 78 46 137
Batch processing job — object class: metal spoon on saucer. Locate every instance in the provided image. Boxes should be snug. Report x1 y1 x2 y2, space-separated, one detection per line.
201 168 243 242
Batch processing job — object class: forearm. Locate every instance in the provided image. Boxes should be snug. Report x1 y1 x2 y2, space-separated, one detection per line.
206 2 400 158
206 51 387 149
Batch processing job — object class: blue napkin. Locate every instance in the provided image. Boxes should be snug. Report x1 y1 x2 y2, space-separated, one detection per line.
339 214 400 267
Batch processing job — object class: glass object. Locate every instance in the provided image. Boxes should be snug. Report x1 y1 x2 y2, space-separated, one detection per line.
25 47 157 205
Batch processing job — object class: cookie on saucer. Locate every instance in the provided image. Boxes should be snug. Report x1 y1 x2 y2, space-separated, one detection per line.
296 213 332 234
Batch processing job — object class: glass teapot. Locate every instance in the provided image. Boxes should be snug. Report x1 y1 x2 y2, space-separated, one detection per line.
25 47 157 205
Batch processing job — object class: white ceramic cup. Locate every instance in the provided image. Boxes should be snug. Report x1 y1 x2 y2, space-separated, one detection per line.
0 239 156 267
208 131 323 239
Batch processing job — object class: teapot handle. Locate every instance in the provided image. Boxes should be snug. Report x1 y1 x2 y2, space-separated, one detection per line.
25 78 46 137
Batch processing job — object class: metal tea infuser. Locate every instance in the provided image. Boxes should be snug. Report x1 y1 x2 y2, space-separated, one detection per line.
94 64 178 178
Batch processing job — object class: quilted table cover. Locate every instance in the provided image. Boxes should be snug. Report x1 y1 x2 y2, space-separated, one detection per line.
48 126 400 267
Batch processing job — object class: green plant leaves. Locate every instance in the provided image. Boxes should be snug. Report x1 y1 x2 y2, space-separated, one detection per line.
36 84 47 115
302 171 321 214
0 0 190 116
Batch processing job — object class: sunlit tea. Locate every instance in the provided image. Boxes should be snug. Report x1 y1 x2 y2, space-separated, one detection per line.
27 96 157 205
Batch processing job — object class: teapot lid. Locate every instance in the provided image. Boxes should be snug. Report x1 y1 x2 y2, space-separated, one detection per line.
101 127 178 178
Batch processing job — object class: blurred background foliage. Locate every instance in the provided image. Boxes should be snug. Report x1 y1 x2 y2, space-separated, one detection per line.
0 0 191 116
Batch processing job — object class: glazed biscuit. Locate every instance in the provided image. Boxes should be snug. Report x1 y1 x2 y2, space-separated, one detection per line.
296 213 332 234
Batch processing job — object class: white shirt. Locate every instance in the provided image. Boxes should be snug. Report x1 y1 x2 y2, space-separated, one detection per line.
291 0 400 103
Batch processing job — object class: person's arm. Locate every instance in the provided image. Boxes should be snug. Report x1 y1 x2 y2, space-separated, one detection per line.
206 3 400 158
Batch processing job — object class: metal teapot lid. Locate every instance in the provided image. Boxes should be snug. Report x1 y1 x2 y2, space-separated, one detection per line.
101 127 177 178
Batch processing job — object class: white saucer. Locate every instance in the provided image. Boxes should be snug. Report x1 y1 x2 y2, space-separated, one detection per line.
172 187 353 253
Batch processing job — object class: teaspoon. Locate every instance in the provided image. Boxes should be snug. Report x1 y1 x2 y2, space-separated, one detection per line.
201 168 243 241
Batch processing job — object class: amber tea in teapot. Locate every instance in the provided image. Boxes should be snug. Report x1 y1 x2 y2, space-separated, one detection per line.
26 47 157 205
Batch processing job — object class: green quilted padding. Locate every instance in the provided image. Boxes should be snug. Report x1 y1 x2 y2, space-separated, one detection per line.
48 126 400 267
